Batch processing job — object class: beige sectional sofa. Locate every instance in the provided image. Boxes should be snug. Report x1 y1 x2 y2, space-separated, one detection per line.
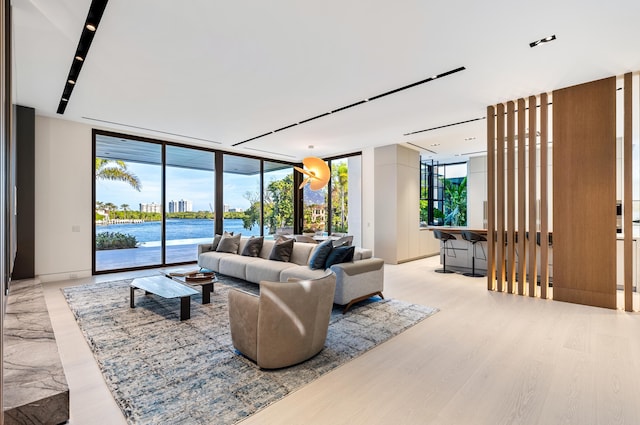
197 238 384 312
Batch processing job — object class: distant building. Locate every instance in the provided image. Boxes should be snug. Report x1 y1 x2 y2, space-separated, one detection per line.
229 207 244 213
223 204 230 213
178 199 193 212
139 202 161 213
168 199 193 213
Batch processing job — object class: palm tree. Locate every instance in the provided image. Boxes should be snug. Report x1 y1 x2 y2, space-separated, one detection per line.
95 158 142 191
121 204 130 219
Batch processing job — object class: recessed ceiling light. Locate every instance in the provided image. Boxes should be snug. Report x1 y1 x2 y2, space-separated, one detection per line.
464 137 476 141
430 143 440 147
86 23 97 31
431 75 438 79
529 34 556 48
75 55 84 61
61 98 68 102
68 79 76 85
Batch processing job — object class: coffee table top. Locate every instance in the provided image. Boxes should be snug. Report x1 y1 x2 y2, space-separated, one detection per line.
131 276 198 299
160 269 218 285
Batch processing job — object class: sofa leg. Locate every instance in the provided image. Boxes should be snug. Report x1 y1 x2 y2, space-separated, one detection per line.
342 291 384 314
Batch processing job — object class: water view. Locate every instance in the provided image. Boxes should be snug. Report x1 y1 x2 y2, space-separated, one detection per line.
96 218 268 247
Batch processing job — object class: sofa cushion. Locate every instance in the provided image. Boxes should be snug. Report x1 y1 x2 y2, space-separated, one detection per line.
245 259 297 283
280 265 331 282
289 242 317 266
325 245 355 268
241 236 264 257
269 238 294 262
353 248 372 260
217 233 241 254
218 255 261 280
309 239 333 270
198 251 235 271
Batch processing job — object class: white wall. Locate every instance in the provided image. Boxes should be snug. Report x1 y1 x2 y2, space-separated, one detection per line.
35 116 93 281
374 144 438 264
361 147 375 251
466 146 554 232
467 156 487 228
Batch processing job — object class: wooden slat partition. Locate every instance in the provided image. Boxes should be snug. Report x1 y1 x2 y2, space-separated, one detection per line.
487 106 496 290
527 96 538 297
506 101 516 293
496 103 506 291
624 72 633 311
517 98 527 295
539 93 549 299
553 77 616 309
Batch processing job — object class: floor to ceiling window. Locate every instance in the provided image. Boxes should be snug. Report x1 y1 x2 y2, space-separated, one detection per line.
94 135 163 271
302 153 361 242
94 133 217 273
222 155 263 236
422 159 468 226
165 145 215 263
263 162 294 237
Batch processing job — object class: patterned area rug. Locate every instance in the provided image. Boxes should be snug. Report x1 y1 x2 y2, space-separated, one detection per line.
63 275 438 424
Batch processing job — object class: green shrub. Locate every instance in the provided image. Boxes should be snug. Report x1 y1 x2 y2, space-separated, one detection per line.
96 232 139 250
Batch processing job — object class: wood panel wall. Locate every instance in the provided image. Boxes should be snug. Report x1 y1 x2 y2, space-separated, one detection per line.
486 74 634 311
552 77 617 309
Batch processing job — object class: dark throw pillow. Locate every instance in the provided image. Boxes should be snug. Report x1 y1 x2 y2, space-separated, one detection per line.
324 245 355 269
241 236 264 257
216 233 241 254
269 237 294 262
309 239 334 270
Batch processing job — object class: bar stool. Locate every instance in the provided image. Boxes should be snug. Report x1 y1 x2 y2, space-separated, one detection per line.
432 229 457 274
461 230 487 277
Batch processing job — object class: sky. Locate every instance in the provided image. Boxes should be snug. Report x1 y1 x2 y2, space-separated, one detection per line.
96 161 291 212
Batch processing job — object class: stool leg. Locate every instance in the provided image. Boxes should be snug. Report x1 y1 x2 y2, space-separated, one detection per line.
435 239 455 274
464 241 486 278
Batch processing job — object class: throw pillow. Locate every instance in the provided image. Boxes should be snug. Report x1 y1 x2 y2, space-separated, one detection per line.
332 235 353 248
269 237 294 262
241 236 264 257
324 245 355 268
309 239 334 270
210 231 233 251
216 233 241 254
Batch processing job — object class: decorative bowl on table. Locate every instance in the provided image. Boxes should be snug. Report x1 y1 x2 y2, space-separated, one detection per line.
185 271 215 282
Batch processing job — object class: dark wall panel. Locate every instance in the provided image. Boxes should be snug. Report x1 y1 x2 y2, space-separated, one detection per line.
12 105 34 280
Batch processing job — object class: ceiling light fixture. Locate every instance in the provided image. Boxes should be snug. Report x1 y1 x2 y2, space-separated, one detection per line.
56 0 109 114
529 34 556 48
294 157 330 191
233 66 467 146
404 116 486 136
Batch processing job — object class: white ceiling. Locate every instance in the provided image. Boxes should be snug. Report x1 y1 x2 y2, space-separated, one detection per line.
11 0 640 162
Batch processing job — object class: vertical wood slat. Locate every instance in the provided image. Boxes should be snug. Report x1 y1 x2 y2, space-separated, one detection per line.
540 93 550 299
517 98 527 295
496 103 506 291
624 72 633 311
487 106 496 290
527 96 538 297
506 101 516 293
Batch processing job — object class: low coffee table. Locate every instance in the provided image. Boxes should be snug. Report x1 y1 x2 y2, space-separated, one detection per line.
130 275 198 321
160 269 218 304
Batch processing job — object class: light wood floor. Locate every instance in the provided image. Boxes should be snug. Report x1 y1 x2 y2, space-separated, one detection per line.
41 256 640 425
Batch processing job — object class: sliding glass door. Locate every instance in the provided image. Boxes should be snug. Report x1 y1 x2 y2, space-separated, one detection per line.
165 145 215 263
95 135 162 271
